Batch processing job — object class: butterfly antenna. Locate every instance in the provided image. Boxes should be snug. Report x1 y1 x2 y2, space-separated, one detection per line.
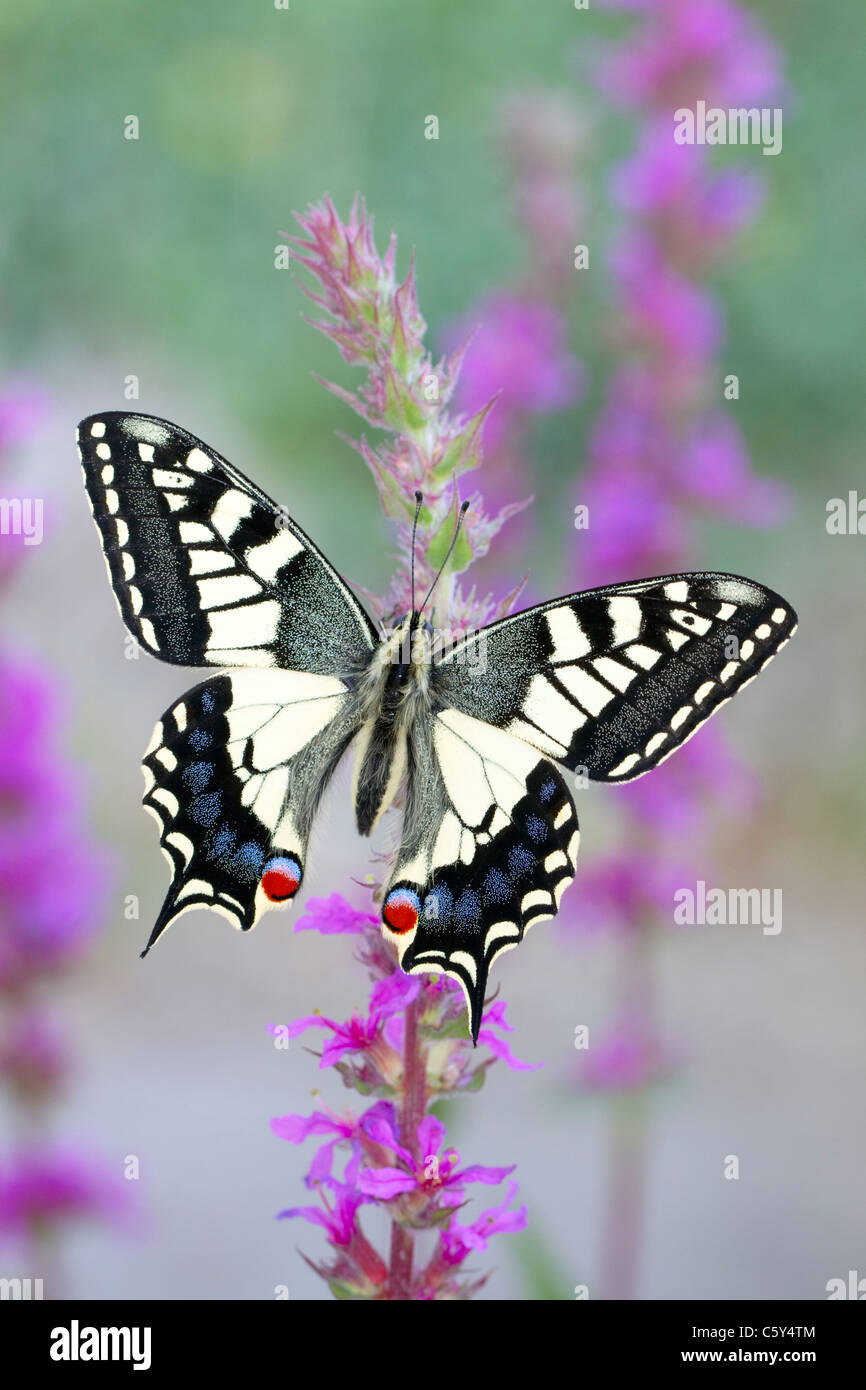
410 490 423 613
418 499 470 616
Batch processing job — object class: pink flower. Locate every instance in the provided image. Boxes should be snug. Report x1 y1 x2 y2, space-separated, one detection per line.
358 1112 515 1203
620 722 759 834
596 0 783 111
439 1182 528 1265
477 1000 541 1071
0 658 110 990
285 969 418 1069
447 294 585 455
0 385 43 452
278 1177 367 1248
613 122 765 246
678 413 791 526
613 233 723 364
566 850 689 936
294 893 377 936
0 1010 70 1100
0 1149 124 1242
573 1022 680 1093
271 1105 361 1187
577 462 688 586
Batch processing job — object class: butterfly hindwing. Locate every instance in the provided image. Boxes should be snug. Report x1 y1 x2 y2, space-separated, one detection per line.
381 708 579 1040
77 412 378 671
437 572 797 781
141 669 359 951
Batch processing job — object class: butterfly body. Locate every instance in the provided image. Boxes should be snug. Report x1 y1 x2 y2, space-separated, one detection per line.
352 613 434 837
78 411 797 1040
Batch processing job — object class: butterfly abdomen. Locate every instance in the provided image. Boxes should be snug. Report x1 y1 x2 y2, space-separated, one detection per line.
353 715 408 836
352 614 433 836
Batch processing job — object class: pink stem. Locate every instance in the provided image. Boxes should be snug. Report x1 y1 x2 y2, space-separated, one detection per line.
388 994 426 1299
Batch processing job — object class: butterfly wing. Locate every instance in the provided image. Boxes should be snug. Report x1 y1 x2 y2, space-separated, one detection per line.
382 571 796 1039
380 708 579 1041
436 572 797 780
77 411 378 670
141 669 359 952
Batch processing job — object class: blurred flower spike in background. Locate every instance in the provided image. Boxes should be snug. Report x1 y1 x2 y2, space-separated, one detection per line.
0 377 121 1277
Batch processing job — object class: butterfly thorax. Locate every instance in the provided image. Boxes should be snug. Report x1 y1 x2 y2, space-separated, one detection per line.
352 613 436 837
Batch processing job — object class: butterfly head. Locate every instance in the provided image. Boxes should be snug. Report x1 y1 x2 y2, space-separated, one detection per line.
377 611 436 681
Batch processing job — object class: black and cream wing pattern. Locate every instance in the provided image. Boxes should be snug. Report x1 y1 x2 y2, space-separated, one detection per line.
380 708 581 1040
78 411 375 949
381 574 797 1034
78 411 377 672
79 410 797 1041
436 574 798 780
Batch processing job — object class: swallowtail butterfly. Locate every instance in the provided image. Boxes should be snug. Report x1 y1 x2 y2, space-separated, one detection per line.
78 412 797 1040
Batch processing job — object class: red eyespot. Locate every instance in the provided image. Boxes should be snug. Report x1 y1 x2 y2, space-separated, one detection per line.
383 888 420 935
262 856 301 902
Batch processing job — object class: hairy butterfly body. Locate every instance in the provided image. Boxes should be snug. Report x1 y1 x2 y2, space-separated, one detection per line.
78 412 797 1040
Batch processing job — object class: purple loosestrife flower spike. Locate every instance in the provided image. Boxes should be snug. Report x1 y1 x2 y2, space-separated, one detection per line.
271 202 536 1297
561 0 791 1301
1 386 119 1269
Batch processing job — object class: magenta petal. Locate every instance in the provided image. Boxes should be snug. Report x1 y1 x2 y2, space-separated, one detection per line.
454 1163 516 1187
357 1166 417 1200
359 1099 399 1130
369 969 421 1021
480 1000 513 1032
477 1028 541 1072
285 1014 335 1039
361 1113 413 1167
306 1140 340 1187
318 1036 361 1069
342 1144 362 1189
277 1203 328 1228
294 892 377 935
416 1114 446 1161
270 1111 340 1144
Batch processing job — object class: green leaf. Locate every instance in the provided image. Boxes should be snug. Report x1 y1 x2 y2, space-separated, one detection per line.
383 363 426 431
376 465 417 521
425 503 473 578
464 1064 488 1092
429 397 497 486
329 1279 366 1300
421 1015 473 1042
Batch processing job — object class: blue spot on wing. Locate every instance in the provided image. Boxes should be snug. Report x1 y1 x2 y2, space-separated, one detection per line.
539 778 557 804
508 844 535 880
232 840 265 877
424 884 453 923
183 761 213 793
190 791 222 827
482 867 511 905
207 825 237 862
189 729 212 751
454 889 482 930
525 814 548 844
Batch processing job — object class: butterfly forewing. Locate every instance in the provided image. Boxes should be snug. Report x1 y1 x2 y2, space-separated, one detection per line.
436 573 797 781
78 412 378 671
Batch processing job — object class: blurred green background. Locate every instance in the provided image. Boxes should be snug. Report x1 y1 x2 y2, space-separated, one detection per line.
1 0 864 1300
